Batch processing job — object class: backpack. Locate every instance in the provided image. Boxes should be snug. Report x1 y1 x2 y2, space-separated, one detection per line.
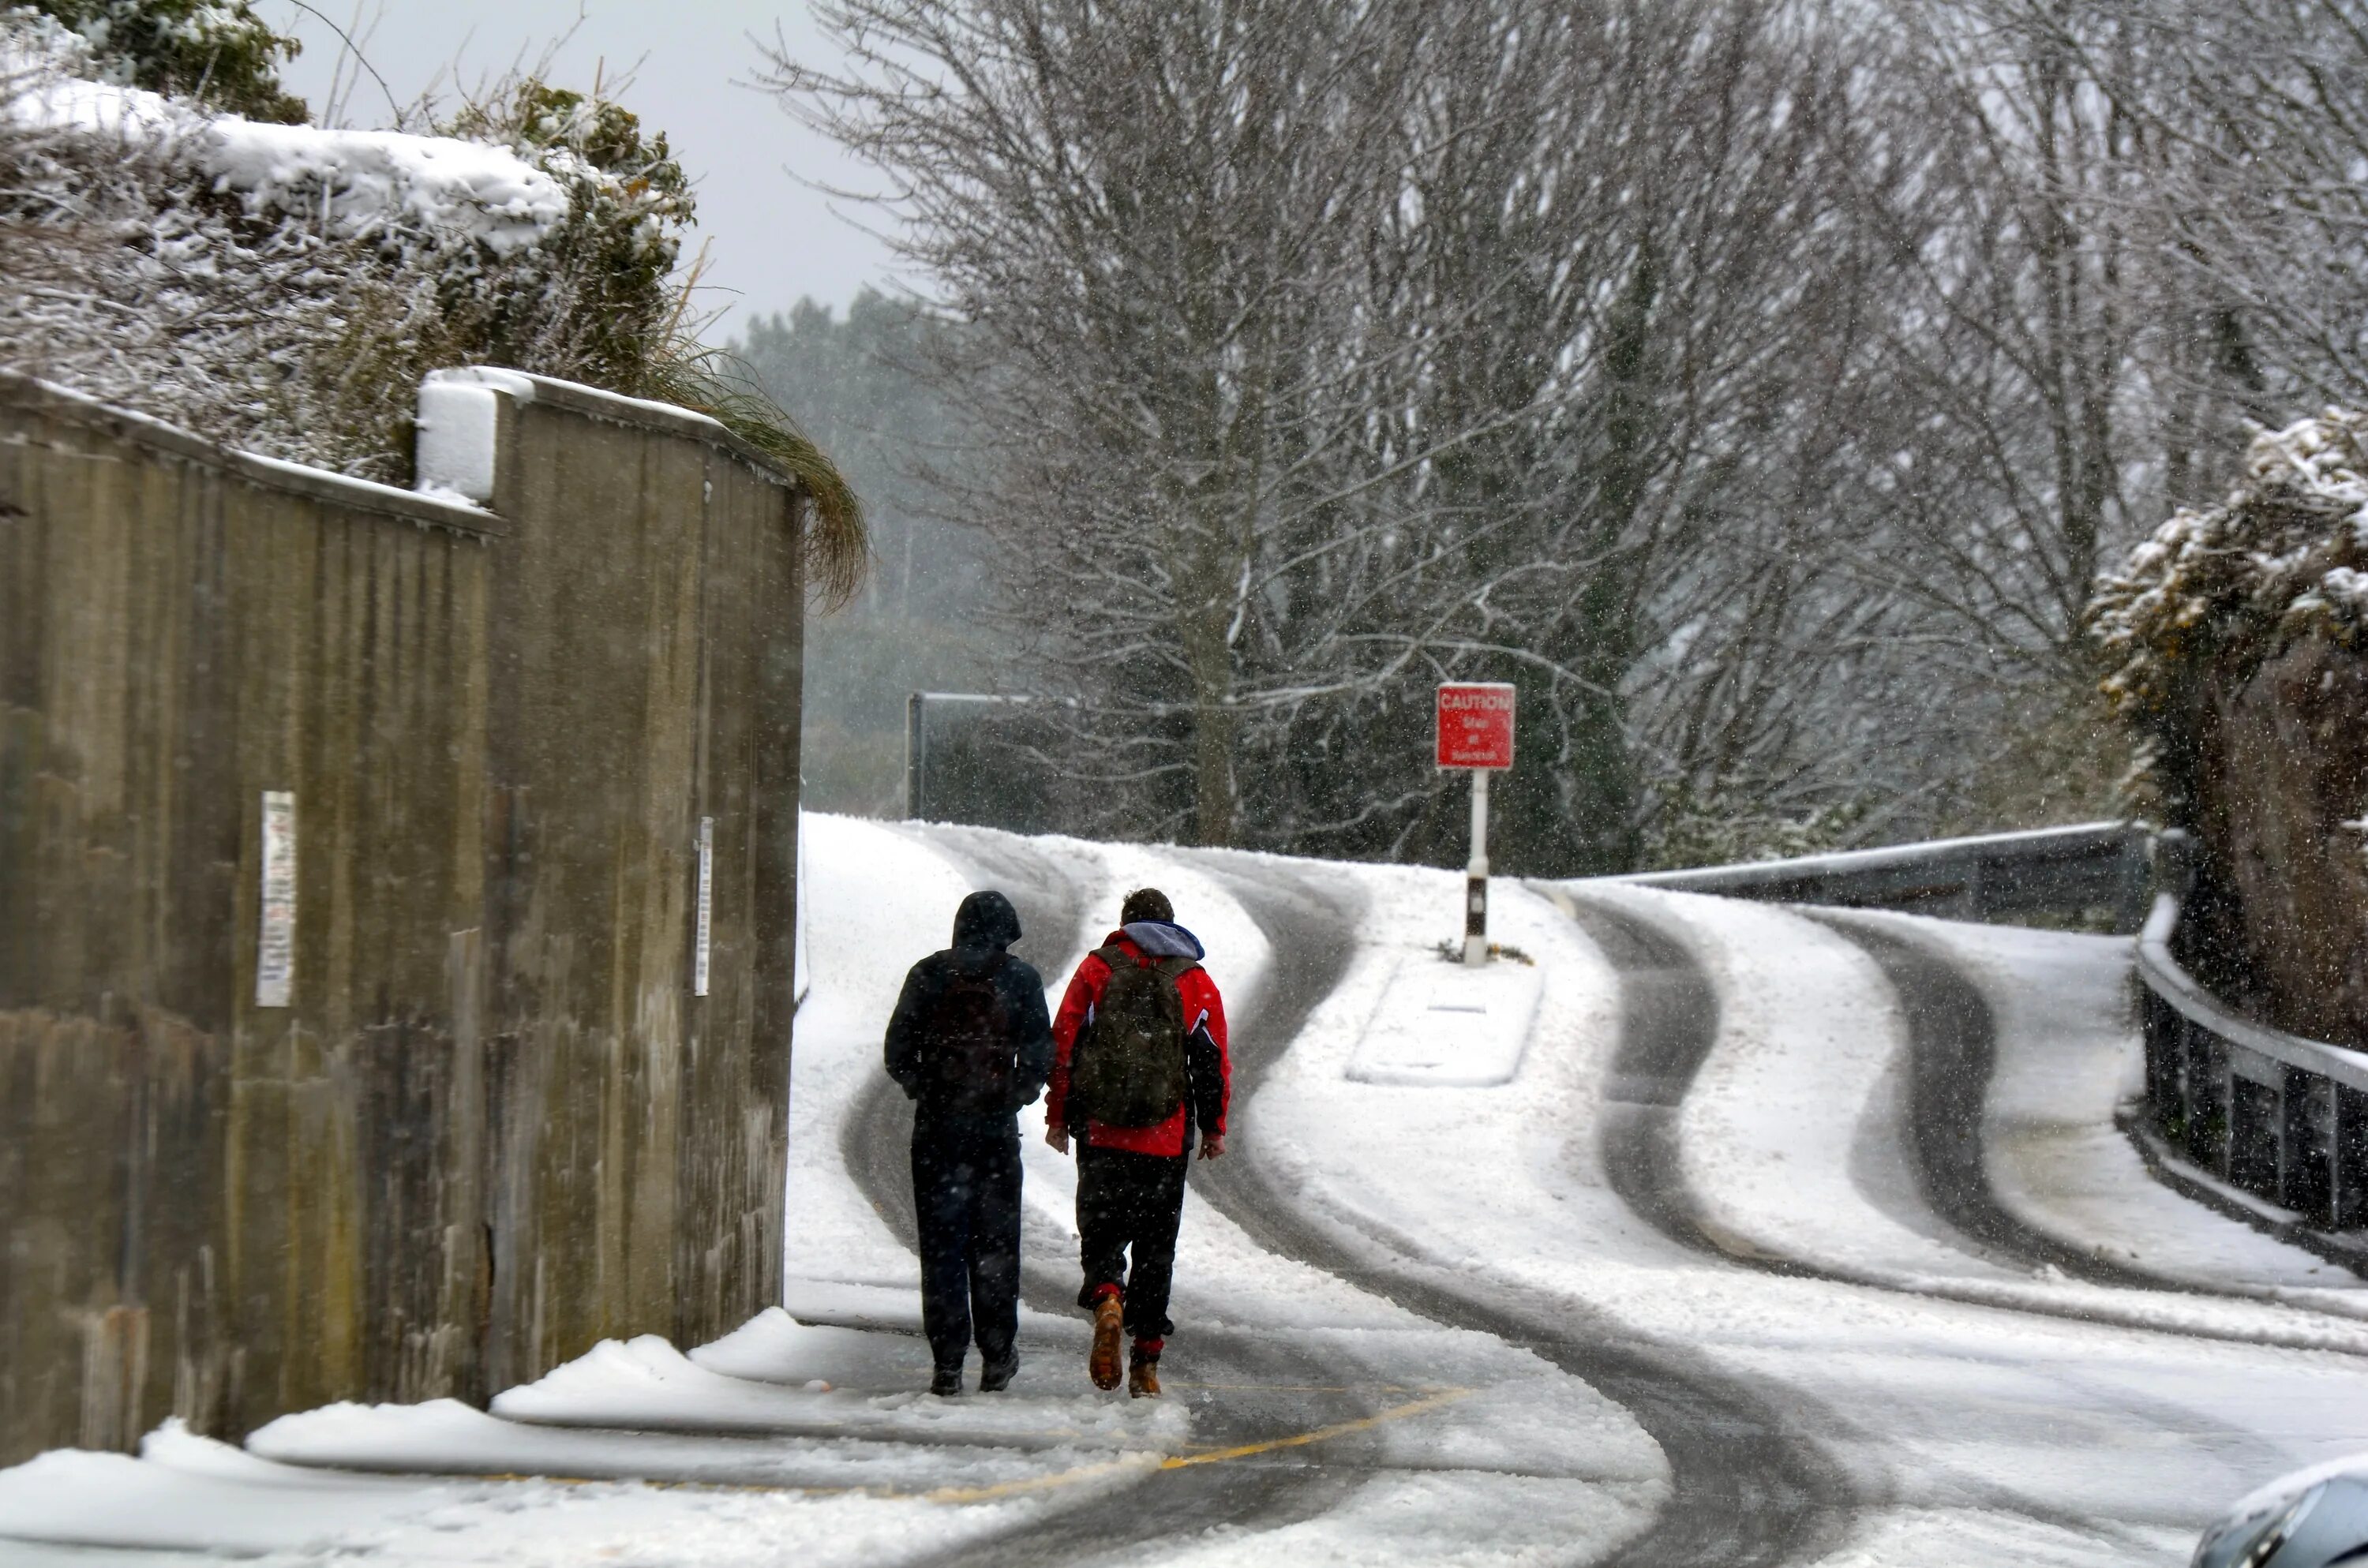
1072 945 1195 1128
921 956 1016 1114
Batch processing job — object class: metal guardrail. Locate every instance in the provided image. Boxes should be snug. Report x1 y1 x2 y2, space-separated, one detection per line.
1619 820 2151 931
2137 880 2368 1229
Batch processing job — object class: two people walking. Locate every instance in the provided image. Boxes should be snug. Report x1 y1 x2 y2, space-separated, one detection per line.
882 885 1231 1398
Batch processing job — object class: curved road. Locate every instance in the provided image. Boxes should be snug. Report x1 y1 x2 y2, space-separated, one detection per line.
864 831 1860 1566
845 833 2332 1567
1163 851 1857 1568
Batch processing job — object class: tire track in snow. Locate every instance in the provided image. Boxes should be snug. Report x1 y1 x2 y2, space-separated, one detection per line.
1561 891 1757 1266
1555 888 2286 1552
1567 888 2368 1346
1801 912 2171 1290
1811 911 2368 1312
840 829 1374 1567
1176 855 1857 1568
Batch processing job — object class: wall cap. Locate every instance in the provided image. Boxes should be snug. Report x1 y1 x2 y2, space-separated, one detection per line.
422 367 804 492
0 369 498 537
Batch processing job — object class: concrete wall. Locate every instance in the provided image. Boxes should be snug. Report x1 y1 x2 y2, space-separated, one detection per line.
0 369 804 1463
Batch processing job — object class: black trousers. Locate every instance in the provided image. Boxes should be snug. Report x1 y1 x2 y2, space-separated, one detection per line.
1075 1144 1188 1342
911 1116 1022 1373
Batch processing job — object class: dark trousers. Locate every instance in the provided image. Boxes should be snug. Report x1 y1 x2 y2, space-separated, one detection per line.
911 1116 1022 1373
1075 1144 1188 1342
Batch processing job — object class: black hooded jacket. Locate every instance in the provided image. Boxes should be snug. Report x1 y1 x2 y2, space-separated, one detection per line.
884 890 1055 1128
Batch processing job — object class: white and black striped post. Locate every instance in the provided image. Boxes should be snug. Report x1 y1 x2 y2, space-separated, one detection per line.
1464 768 1491 965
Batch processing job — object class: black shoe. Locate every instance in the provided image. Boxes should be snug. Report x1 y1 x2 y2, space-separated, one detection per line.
979 1356 1017 1394
930 1365 964 1398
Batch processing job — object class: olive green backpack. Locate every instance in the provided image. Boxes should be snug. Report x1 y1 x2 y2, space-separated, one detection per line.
1072 946 1196 1128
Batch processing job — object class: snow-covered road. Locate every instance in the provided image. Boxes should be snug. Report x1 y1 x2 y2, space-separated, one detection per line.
5 816 2366 1566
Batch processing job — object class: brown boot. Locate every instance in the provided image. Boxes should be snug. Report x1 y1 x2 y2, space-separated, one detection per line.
1128 1344 1161 1399
1088 1293 1124 1391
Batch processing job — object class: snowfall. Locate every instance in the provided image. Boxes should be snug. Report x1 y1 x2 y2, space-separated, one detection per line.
6 814 2367 1566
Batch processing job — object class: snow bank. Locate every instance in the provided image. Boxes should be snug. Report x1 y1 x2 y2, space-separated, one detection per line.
493 1326 1185 1450
0 1420 447 1554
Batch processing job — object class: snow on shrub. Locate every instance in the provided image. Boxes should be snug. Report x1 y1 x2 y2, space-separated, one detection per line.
4 36 572 253
13 0 305 122
0 16 679 478
0 11 864 589
2091 408 2368 723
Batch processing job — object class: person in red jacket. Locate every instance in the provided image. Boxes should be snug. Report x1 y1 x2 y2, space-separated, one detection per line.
1045 887 1230 1398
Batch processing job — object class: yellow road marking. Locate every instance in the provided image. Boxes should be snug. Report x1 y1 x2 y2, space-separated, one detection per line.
1156 1388 1473 1470
1156 1392 1411 1401
923 1452 1163 1504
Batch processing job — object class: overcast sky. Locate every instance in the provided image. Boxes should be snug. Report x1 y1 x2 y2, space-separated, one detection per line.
268 2 905 337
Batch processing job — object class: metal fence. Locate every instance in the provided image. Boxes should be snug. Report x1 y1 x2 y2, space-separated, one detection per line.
904 691 1083 833
2137 837 2368 1229
1619 820 2152 931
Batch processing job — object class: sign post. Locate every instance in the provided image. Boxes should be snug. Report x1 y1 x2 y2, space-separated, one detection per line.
1436 683 1516 964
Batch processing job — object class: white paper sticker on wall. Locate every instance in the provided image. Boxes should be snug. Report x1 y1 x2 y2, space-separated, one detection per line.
695 815 714 997
257 791 295 1008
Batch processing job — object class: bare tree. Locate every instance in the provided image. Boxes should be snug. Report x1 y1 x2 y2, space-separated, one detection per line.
770 0 1931 868
770 0 1489 844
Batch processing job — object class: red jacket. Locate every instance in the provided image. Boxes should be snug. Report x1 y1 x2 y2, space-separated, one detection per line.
1048 926 1230 1158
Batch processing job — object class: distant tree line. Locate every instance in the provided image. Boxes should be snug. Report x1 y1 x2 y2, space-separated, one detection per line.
760 0 2368 872
736 295 993 814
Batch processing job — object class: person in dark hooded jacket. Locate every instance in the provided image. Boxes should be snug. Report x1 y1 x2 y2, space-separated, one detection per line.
884 890 1054 1395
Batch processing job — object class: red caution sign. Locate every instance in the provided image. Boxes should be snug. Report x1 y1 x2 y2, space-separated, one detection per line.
1436 683 1516 770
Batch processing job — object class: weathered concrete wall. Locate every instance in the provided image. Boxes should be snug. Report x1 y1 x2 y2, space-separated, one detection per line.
0 370 804 1463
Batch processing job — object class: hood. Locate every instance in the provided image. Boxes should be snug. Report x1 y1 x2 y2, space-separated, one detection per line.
1120 920 1205 960
952 890 1023 952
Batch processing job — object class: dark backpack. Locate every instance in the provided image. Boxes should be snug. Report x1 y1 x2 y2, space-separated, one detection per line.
1072 945 1195 1128
921 956 1016 1114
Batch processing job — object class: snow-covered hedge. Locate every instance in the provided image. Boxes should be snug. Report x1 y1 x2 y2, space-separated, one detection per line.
7 39 573 249
2093 409 2368 724
0 17 679 478
0 9 863 589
